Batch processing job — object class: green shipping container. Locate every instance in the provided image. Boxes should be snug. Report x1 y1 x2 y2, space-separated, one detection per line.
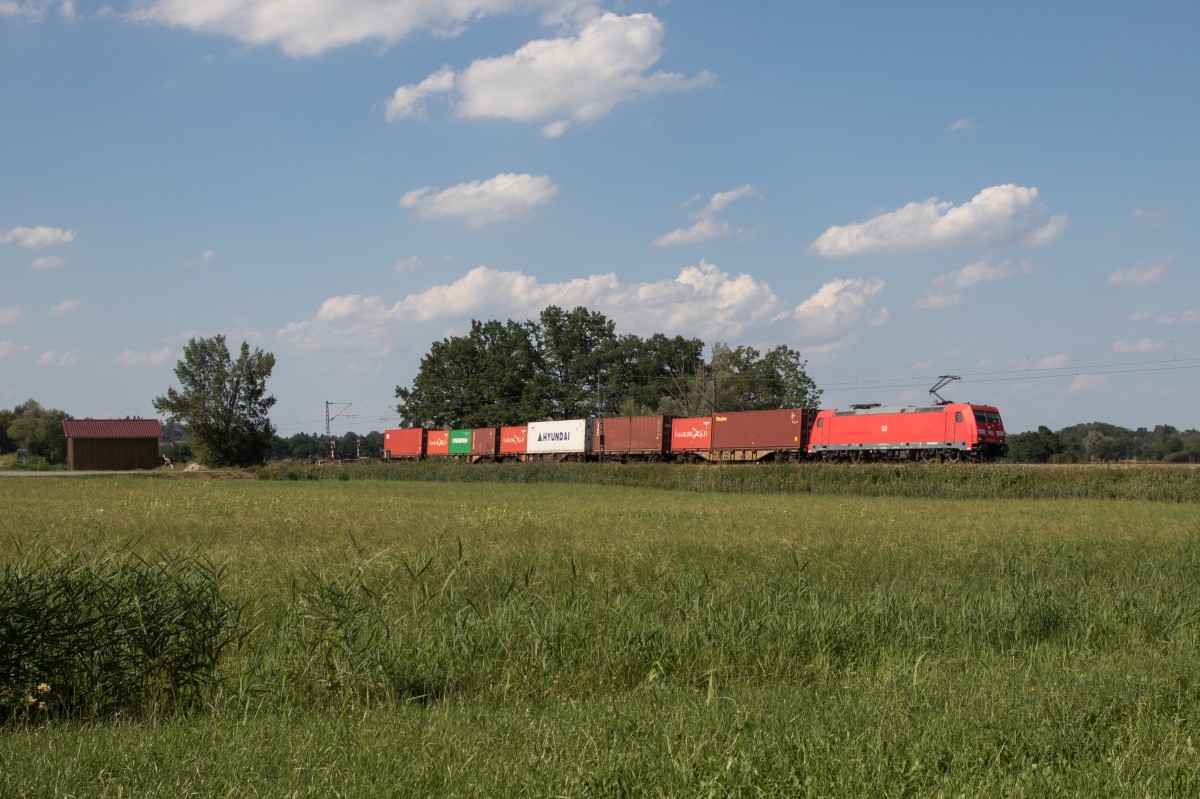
449 428 473 455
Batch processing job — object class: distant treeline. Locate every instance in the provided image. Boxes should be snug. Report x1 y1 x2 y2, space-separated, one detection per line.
1007 422 1200 463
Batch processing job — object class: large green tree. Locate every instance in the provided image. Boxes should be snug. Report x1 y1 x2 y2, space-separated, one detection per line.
4 399 68 462
395 307 821 427
153 336 277 467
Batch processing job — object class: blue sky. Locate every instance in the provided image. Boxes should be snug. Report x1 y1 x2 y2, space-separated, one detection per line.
3 0 1198 437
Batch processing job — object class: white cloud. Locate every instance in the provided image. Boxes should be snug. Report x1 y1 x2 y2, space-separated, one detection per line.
129 0 555 57
30 255 65 271
1112 339 1167 354
0 340 31 359
49 300 79 317
653 185 759 247
1066 374 1108 394
947 118 973 132
37 350 79 366
1130 208 1168 228
652 217 735 247
1140 309 1197 325
0 306 23 325
394 256 423 272
388 13 712 136
913 258 1031 310
807 185 1066 257
185 249 216 267
114 347 175 366
279 261 784 354
1107 256 1169 286
385 66 455 122
0 0 52 21
1036 354 1070 370
0 225 75 248
790 278 888 338
400 173 558 227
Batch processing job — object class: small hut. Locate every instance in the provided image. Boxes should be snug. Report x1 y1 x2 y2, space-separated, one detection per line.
62 419 164 471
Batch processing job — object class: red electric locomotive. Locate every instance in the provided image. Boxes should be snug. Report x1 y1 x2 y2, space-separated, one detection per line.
809 402 1007 462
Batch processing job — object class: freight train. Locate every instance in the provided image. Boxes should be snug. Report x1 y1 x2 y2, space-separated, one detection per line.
383 399 1009 464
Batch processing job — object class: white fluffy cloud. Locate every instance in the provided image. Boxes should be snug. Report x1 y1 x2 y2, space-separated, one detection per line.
653 185 758 247
279 261 785 353
400 173 558 227
1107 256 1169 286
0 306 23 325
789 278 888 338
49 300 79 317
913 258 1031 310
0 340 31 359
387 13 712 136
37 350 79 366
1131 309 1198 326
652 217 735 248
1067 373 1108 394
114 347 175 366
0 225 75 248
807 185 1067 257
30 255 65 271
1112 339 1168 354
130 0 545 57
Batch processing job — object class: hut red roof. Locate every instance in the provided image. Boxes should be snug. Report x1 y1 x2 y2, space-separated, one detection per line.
62 419 164 439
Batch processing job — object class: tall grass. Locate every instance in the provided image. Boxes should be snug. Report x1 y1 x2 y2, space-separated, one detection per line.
1 549 240 722
2 477 1199 795
256 459 1200 501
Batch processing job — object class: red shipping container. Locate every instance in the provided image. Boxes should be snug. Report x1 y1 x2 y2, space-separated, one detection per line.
383 428 425 459
499 426 528 455
670 416 713 451
426 429 450 456
471 428 499 457
594 416 668 456
711 409 814 450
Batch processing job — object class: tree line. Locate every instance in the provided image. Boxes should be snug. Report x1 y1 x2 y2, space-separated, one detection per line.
1006 422 1200 463
394 305 822 428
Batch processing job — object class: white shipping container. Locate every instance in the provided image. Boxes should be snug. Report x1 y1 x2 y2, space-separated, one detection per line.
526 419 591 454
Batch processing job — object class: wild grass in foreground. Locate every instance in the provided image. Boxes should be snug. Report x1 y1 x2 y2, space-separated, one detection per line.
2 478 1199 796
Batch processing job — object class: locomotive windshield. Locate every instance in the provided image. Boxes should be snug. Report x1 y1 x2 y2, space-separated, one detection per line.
973 410 1003 425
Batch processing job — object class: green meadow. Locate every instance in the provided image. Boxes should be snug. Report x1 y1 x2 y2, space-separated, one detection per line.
3 467 1200 796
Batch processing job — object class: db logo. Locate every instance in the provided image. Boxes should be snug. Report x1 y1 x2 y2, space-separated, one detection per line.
881 425 888 432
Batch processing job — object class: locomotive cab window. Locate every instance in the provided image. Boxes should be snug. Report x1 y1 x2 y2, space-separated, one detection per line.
974 411 988 424
816 418 823 427
955 412 963 423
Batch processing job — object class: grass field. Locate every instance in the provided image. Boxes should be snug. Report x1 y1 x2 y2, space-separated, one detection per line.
3 470 1200 796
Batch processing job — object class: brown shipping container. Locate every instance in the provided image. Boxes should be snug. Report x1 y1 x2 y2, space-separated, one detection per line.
711 409 815 450
499 426 528 455
384 428 425 458
594 416 668 456
471 428 499 457
426 429 450 456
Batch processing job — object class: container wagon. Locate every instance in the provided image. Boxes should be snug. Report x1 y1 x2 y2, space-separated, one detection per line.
526 419 592 461
426 429 450 457
499 426 528 461
670 416 713 461
470 427 500 462
708 408 816 462
448 429 472 458
593 415 670 461
383 428 425 460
